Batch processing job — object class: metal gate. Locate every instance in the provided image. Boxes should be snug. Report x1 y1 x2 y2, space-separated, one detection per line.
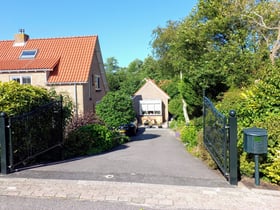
203 96 238 185
0 98 63 173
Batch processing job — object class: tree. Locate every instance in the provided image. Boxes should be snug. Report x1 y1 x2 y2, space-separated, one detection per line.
140 56 162 81
147 0 280 122
242 0 280 65
151 20 182 78
95 91 135 128
120 59 144 95
104 57 119 73
126 59 143 73
104 58 145 95
151 0 280 93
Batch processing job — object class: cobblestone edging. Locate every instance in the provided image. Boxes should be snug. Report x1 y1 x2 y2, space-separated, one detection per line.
0 177 279 209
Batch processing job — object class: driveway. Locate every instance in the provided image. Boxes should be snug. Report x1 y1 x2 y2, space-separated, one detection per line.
9 128 230 188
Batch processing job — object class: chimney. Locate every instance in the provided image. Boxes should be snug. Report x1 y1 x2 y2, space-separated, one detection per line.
13 29 29 46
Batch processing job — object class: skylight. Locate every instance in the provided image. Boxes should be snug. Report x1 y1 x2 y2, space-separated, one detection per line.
19 49 38 59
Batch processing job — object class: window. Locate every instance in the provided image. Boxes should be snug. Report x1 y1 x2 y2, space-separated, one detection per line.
22 76 31 84
140 100 162 115
94 75 101 90
19 49 38 59
10 76 31 84
11 76 20 83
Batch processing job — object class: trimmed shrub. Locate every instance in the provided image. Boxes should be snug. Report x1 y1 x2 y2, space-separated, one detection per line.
63 123 126 158
95 91 135 128
0 81 51 115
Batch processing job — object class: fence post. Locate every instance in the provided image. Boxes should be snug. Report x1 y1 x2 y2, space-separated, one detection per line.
0 112 9 174
202 90 206 146
229 110 238 185
59 95 64 160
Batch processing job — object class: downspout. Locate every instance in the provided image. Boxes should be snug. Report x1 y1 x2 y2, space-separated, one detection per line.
74 83 78 118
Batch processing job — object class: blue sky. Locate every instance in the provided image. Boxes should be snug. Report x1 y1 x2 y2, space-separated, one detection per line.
1 0 197 67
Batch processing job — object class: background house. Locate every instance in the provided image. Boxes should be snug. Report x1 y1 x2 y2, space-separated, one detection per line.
133 79 170 126
0 30 109 116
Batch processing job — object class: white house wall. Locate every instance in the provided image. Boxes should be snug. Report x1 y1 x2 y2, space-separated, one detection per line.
0 71 47 86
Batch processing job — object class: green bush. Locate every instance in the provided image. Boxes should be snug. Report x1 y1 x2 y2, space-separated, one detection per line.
168 96 184 121
254 115 280 184
0 81 51 115
0 82 74 166
169 119 186 130
215 88 244 117
65 112 102 138
96 91 135 128
264 156 280 184
216 74 280 184
180 123 198 149
64 124 125 158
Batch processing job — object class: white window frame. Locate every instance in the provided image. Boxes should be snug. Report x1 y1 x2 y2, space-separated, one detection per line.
139 99 162 116
19 49 38 59
94 75 101 91
10 75 32 84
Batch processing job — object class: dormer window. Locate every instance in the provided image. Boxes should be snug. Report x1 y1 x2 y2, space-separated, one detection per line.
19 49 38 59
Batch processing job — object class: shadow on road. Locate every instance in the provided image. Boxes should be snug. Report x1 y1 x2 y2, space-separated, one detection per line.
130 127 160 141
10 143 131 174
8 128 158 174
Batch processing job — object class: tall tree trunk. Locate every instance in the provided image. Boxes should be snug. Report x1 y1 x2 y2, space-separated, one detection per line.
180 71 190 125
269 24 280 65
182 99 190 125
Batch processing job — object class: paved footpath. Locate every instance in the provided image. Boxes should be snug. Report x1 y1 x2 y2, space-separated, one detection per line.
0 177 279 210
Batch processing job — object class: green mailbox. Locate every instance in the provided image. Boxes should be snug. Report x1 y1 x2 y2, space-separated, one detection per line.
243 127 268 186
243 127 268 154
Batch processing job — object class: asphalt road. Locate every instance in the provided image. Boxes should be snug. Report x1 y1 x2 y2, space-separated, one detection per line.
2 128 280 210
8 128 229 188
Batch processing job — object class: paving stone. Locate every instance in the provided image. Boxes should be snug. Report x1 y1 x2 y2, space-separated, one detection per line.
145 198 159 205
0 177 280 209
131 197 145 204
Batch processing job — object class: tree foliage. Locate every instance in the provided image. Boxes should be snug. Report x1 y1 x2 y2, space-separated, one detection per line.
95 91 135 128
0 81 51 116
0 81 74 131
102 0 280 184
105 57 144 95
216 65 280 184
147 0 280 117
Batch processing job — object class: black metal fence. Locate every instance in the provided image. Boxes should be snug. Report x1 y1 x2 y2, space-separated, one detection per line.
0 97 63 174
203 96 238 185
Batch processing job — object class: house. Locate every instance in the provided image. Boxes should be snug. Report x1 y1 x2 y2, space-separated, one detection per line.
0 30 109 116
133 79 170 126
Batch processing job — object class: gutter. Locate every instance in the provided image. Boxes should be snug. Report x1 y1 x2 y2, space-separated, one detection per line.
0 69 52 73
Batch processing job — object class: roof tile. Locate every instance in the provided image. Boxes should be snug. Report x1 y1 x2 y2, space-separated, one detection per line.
0 35 97 83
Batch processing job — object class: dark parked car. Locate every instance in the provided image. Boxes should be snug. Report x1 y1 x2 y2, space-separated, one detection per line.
119 119 138 136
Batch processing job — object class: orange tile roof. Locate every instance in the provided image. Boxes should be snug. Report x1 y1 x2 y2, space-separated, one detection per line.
0 58 60 71
0 35 98 83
